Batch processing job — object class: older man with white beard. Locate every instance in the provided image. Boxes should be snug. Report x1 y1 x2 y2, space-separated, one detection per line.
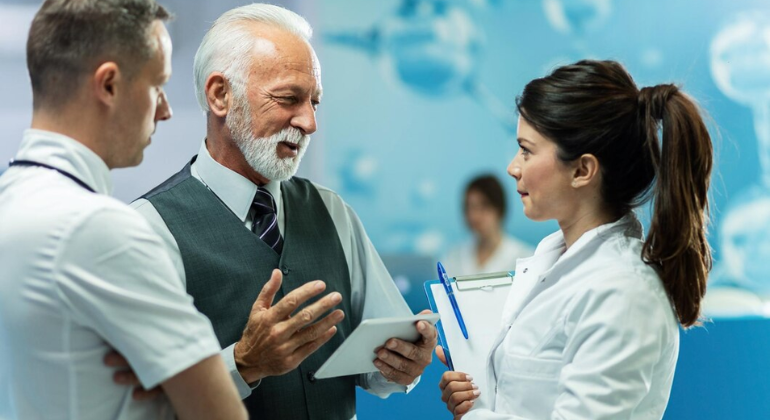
130 4 437 420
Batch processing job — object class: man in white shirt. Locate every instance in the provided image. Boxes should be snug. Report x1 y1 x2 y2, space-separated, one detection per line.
129 4 438 419
0 1 247 419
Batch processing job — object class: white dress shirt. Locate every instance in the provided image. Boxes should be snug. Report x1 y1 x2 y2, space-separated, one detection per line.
131 140 417 407
465 214 679 420
0 130 221 420
443 235 534 277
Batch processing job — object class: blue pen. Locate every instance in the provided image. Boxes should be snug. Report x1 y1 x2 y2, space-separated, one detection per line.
437 261 469 339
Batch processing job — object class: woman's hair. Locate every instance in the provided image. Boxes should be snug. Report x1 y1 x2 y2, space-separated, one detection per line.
516 59 713 327
464 174 507 221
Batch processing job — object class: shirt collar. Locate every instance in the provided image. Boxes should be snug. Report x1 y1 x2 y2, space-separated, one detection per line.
14 129 113 195
536 213 642 255
192 140 283 222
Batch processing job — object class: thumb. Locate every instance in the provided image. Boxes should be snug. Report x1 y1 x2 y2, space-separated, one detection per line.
253 269 283 312
436 345 448 367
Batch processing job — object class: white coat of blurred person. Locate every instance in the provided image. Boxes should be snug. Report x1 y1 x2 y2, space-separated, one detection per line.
443 174 533 276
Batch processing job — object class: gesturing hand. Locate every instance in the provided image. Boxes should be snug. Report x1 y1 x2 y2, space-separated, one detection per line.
372 309 438 386
439 371 480 420
234 269 345 384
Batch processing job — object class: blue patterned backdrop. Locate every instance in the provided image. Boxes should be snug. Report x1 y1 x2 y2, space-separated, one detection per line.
313 0 770 315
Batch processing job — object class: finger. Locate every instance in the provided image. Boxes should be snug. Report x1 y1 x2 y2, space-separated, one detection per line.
103 350 129 368
436 345 447 367
132 386 163 401
439 372 473 391
382 338 431 366
373 357 415 386
282 290 342 332
453 399 475 417
291 309 345 348
270 280 328 321
415 318 438 347
376 348 423 380
448 389 481 413
113 370 141 386
417 309 433 315
253 269 283 312
442 379 477 403
291 325 338 364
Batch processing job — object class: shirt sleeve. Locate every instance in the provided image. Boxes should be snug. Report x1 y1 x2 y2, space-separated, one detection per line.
323 192 419 397
54 203 221 389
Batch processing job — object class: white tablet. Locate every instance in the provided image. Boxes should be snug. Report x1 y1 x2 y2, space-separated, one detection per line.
313 312 440 380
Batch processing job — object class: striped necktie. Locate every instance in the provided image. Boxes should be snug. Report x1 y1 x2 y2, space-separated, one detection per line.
251 187 283 254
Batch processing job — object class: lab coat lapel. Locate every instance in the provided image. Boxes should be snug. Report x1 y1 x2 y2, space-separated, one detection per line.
501 246 564 326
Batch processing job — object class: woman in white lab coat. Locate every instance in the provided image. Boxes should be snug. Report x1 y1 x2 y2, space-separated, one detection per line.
438 60 713 420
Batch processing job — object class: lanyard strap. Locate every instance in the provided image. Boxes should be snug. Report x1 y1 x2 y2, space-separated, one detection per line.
9 159 96 193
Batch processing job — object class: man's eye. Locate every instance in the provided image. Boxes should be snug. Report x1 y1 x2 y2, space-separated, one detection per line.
279 96 298 104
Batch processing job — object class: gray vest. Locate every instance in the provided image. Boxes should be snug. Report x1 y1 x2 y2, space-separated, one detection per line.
143 159 357 420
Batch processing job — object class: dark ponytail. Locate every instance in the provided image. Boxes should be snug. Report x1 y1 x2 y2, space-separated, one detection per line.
638 85 713 327
516 60 713 327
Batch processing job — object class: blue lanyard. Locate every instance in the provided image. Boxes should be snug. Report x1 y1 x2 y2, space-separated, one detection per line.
8 160 96 193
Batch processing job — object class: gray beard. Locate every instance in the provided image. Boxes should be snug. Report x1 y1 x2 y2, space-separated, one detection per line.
226 101 310 182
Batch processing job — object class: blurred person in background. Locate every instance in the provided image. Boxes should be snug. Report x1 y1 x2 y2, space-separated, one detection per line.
444 174 533 276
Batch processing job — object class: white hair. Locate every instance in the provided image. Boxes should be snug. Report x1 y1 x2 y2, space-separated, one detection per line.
193 3 313 112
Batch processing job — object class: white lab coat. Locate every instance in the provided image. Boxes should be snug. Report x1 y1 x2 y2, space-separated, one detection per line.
465 214 679 420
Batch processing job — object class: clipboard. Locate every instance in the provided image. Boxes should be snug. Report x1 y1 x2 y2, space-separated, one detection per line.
424 271 513 409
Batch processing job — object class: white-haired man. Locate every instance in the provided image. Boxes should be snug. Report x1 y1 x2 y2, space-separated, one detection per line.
130 3 437 419
0 1 246 419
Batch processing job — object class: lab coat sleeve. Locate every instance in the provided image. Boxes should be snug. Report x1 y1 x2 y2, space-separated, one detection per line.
463 269 672 420
551 270 671 419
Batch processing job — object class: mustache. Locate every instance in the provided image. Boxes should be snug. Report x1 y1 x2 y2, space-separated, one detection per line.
274 127 309 145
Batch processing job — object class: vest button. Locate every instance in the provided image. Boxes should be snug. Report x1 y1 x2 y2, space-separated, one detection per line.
307 371 316 383
282 267 289 276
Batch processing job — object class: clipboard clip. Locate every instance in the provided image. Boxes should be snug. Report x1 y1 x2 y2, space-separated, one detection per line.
452 271 514 291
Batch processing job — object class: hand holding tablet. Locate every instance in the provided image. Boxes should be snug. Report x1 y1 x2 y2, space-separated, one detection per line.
313 312 440 379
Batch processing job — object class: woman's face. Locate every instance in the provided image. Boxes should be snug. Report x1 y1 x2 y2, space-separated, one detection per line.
507 116 576 223
464 189 501 238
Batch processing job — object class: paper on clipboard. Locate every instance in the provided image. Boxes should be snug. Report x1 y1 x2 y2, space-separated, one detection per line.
426 271 512 410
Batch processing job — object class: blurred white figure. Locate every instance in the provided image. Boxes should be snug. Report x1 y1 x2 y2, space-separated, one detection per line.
443 174 533 276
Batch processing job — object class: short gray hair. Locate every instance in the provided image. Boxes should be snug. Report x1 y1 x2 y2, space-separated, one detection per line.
193 3 313 112
27 0 171 109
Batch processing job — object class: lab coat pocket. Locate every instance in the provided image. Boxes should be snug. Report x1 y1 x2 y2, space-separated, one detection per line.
495 354 562 419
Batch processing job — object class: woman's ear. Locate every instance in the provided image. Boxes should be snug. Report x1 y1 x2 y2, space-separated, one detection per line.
571 154 600 188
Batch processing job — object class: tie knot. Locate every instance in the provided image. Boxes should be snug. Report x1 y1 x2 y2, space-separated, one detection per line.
252 187 276 216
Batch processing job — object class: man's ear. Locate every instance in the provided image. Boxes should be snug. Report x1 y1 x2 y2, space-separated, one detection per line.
205 72 231 118
93 61 121 107
571 153 601 189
